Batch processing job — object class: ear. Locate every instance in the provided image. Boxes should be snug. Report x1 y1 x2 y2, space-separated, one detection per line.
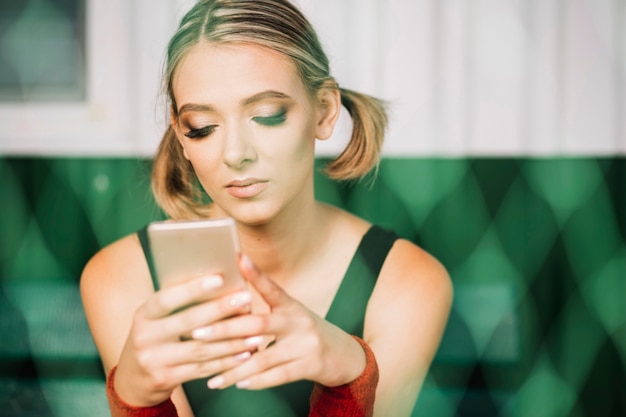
314 85 341 141
170 106 190 160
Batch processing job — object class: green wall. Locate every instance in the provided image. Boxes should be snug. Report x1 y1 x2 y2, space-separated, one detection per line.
1 157 625 416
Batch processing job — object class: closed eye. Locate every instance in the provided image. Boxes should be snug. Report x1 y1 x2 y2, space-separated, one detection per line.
184 125 216 139
253 109 287 127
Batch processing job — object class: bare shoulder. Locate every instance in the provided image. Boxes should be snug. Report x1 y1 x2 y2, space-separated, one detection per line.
81 233 153 302
366 237 453 338
325 203 453 336
80 233 154 371
380 238 452 300
325 205 451 300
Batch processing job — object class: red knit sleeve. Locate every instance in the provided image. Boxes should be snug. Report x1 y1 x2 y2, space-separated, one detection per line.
309 336 379 417
106 366 179 417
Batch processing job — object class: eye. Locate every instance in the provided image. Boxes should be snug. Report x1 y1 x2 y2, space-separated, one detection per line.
184 125 216 139
253 109 287 127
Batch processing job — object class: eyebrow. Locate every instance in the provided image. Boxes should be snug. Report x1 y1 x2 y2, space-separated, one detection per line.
243 90 291 106
178 90 291 115
178 103 215 115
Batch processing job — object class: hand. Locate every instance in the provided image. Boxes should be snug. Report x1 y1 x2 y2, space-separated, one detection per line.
113 275 255 407
201 255 368 390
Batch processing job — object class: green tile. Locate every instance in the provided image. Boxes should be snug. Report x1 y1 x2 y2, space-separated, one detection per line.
378 158 470 226
493 175 560 279
419 167 491 269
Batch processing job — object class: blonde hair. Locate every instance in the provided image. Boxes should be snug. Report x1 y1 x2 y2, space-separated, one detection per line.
153 0 388 219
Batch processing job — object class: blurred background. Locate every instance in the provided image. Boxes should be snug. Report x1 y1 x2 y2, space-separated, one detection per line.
1 0 625 416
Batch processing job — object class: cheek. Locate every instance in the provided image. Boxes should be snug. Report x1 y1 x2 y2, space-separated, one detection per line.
184 145 221 187
268 128 316 174
282 113 317 160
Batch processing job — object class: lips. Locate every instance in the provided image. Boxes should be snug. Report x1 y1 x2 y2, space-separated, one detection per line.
225 178 269 199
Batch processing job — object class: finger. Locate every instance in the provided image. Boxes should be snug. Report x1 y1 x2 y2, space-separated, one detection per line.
191 312 284 343
151 338 256 367
157 290 253 339
207 342 295 389
142 275 224 319
234 361 305 390
239 255 290 307
164 348 255 385
136 339 255 387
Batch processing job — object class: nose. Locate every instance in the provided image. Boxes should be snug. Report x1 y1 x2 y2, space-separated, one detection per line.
222 123 257 169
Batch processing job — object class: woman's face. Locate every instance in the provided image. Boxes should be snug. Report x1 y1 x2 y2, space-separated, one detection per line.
171 42 329 225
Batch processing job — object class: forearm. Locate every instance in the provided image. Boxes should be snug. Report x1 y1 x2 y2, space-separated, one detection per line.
309 336 378 417
107 366 179 417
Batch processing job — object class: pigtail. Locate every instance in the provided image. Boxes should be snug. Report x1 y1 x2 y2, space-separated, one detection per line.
151 125 211 219
325 87 388 181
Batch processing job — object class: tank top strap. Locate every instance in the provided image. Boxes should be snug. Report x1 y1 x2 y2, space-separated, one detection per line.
136 223 400 337
324 225 399 338
137 225 160 290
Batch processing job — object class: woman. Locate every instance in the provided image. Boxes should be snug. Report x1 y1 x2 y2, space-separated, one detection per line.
81 0 452 416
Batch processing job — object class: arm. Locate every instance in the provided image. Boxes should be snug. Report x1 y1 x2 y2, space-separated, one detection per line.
308 335 379 417
309 239 451 417
81 235 223 417
198 244 451 416
365 239 453 416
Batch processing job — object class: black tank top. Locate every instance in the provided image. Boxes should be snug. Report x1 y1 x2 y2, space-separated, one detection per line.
137 225 398 417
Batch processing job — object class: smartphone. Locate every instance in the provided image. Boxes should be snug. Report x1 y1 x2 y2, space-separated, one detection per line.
147 217 246 298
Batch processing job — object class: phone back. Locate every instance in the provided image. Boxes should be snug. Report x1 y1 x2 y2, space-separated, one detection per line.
147 218 245 296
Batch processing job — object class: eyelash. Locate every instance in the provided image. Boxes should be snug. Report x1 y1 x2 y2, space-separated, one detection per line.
182 109 287 139
253 109 287 126
184 125 216 139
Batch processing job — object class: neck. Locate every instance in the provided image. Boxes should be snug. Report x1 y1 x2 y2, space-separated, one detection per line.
237 201 331 283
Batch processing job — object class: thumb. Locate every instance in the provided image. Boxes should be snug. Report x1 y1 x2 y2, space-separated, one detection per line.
239 254 290 308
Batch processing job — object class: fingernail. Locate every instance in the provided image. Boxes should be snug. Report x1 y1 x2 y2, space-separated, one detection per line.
235 351 251 362
241 254 256 271
192 326 213 340
229 291 252 307
244 335 263 347
201 275 223 290
236 379 251 389
207 375 224 389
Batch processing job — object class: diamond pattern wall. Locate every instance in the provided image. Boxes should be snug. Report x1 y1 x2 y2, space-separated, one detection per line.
1 156 625 417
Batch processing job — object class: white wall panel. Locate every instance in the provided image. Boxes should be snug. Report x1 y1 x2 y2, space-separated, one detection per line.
301 0 625 156
1 0 624 156
561 0 617 153
525 0 561 154
621 0 626 151
466 0 527 154
436 0 471 154
379 0 436 154
132 0 175 156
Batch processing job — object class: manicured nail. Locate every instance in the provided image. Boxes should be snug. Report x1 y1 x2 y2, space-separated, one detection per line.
236 379 251 389
191 326 213 340
241 254 256 271
229 291 252 307
201 275 223 290
235 351 251 362
207 375 224 389
244 335 263 347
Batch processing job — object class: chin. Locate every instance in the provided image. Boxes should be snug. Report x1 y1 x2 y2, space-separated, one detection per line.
219 201 282 227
